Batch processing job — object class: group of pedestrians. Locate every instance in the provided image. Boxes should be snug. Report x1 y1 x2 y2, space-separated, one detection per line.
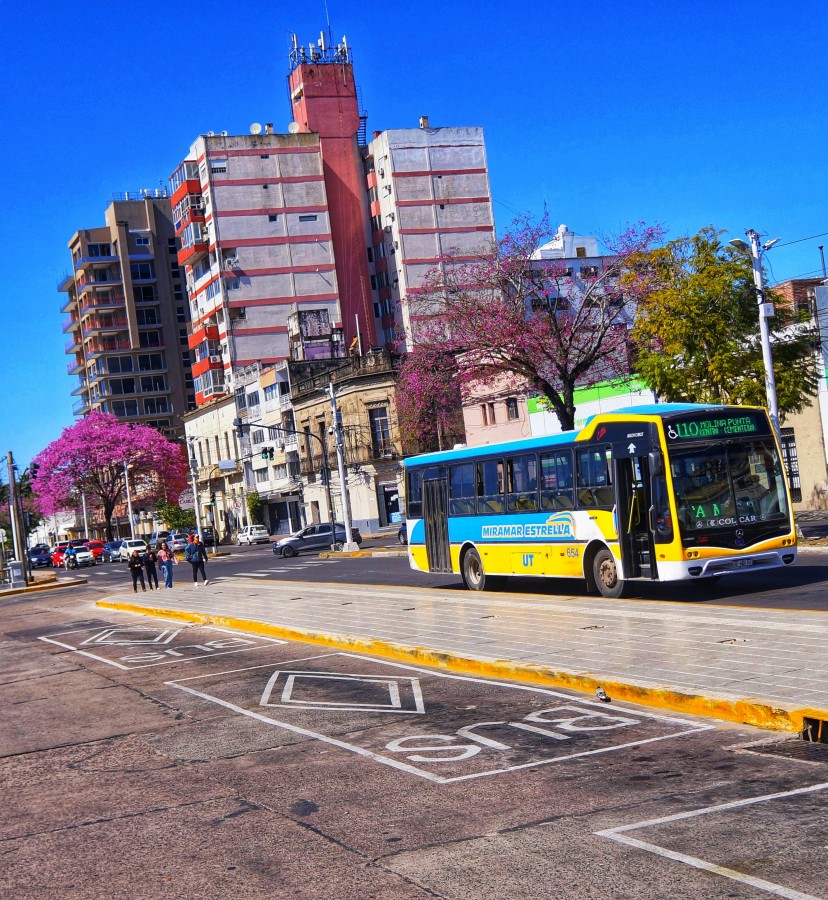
127 535 210 593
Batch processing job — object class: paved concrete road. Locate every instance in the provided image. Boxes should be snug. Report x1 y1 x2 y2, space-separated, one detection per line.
3 593 828 898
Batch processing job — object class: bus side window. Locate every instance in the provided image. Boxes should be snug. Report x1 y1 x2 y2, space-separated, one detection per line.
507 454 538 512
406 469 423 518
477 459 504 514
540 451 574 510
449 463 476 516
576 448 613 508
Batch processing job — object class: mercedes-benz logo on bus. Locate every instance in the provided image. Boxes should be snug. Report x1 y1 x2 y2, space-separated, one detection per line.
735 529 745 548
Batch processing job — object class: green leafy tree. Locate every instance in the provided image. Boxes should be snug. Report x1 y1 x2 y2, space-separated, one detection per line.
246 491 264 525
629 227 819 417
154 499 196 532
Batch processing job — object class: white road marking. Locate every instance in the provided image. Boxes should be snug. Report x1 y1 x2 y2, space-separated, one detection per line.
595 781 828 899
167 653 711 783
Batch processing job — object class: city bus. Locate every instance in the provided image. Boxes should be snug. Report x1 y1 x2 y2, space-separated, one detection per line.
402 404 797 597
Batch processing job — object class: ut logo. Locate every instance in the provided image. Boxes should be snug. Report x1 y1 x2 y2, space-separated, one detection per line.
522 553 534 567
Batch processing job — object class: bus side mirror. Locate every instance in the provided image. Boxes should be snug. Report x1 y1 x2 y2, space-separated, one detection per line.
648 451 664 476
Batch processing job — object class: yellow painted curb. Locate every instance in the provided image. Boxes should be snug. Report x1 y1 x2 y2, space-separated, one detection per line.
97 598 827 735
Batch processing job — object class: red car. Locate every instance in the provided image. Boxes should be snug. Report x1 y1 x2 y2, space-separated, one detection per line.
51 541 71 567
85 540 106 561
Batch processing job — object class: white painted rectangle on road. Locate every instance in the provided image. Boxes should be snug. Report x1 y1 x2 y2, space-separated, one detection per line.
167 653 712 783
39 623 287 670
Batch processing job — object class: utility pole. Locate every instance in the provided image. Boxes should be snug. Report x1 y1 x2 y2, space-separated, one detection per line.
328 381 359 551
123 461 135 540
187 439 204 542
6 452 28 584
730 230 781 440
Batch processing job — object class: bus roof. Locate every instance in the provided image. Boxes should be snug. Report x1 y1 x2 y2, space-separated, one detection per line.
403 403 765 468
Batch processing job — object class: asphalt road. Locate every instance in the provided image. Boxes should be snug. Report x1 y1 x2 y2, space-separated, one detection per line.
3 586 828 899
53 540 828 611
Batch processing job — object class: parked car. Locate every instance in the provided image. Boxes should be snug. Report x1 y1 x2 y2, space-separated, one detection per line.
148 530 171 551
102 540 123 562
119 539 148 561
85 540 106 561
398 521 407 545
63 544 96 569
237 525 270 545
51 541 72 567
201 526 215 547
273 523 362 558
169 534 190 553
28 546 52 567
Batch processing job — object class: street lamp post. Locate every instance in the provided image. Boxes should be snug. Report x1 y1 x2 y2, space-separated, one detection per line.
123 461 135 540
328 381 359 552
186 439 204 543
729 230 781 439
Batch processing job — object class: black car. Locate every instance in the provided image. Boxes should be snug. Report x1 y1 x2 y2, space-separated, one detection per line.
398 521 407 545
28 546 52 567
201 526 215 547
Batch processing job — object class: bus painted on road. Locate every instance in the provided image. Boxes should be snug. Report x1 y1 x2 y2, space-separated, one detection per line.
402 404 797 597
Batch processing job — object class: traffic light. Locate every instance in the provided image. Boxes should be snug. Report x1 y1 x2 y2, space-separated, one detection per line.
268 447 275 461
261 447 269 460
210 492 216 504
233 417 244 439
29 463 39 480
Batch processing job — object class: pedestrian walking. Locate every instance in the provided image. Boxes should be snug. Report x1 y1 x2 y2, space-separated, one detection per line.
185 535 209 586
157 541 176 589
128 550 146 593
144 547 159 590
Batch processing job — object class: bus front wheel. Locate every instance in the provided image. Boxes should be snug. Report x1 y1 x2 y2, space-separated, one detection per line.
462 548 487 591
593 547 625 599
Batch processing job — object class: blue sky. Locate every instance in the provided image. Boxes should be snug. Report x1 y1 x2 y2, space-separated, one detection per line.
2 0 826 469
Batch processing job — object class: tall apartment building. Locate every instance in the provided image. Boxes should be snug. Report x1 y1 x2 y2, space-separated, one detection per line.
364 121 495 347
60 191 195 438
171 36 495 408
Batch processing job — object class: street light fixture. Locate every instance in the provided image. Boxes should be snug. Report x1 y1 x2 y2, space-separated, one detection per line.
729 230 781 439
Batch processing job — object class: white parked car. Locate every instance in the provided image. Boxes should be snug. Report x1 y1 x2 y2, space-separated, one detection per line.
237 525 270 545
119 539 148 561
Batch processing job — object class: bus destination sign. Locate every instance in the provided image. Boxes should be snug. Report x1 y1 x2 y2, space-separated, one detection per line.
665 410 769 442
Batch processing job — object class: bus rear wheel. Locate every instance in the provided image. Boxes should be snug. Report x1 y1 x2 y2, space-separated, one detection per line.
462 548 488 591
593 547 625 599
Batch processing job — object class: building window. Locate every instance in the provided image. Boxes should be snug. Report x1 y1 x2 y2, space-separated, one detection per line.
136 308 158 326
268 214 279 222
576 246 587 258
138 353 164 371
139 330 161 348
369 406 392 457
298 214 318 222
109 377 136 395
107 356 133 374
141 374 167 392
488 402 496 425
134 285 156 303
130 262 155 280
111 399 139 417
210 160 227 174
506 397 519 420
144 397 170 415
135 236 150 247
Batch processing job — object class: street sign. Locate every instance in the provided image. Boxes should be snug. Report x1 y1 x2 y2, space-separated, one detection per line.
178 488 195 510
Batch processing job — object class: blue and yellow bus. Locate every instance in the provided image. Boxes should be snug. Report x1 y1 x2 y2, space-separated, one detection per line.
402 404 797 597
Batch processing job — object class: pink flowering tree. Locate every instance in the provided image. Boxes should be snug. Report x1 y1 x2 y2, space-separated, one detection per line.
401 214 664 436
31 412 189 538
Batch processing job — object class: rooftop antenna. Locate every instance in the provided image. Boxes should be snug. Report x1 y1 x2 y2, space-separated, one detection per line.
324 0 334 47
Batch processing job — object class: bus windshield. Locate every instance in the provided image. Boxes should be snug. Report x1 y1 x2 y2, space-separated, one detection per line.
669 438 789 531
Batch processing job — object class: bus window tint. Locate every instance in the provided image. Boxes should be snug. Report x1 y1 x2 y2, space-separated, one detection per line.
507 455 538 512
652 475 673 542
477 459 504 513
670 448 734 527
540 451 574 510
406 469 423 518
576 447 614 508
449 463 475 515
731 443 788 520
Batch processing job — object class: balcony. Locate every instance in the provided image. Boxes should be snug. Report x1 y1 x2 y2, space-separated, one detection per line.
64 334 81 354
74 254 120 272
71 378 88 396
72 397 90 416
62 315 78 334
83 316 128 336
77 274 122 294
87 338 132 357
59 291 77 314
67 357 83 376
79 291 126 315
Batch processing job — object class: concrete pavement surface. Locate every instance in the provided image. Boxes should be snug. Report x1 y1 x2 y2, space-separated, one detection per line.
98 570 828 735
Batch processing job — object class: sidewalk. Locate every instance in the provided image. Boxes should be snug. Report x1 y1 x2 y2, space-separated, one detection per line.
98 574 828 736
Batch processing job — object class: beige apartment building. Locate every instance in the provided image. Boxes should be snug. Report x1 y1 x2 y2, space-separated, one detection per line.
60 191 194 438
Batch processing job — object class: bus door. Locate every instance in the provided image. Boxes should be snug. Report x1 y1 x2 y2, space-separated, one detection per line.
614 453 656 580
423 476 452 573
